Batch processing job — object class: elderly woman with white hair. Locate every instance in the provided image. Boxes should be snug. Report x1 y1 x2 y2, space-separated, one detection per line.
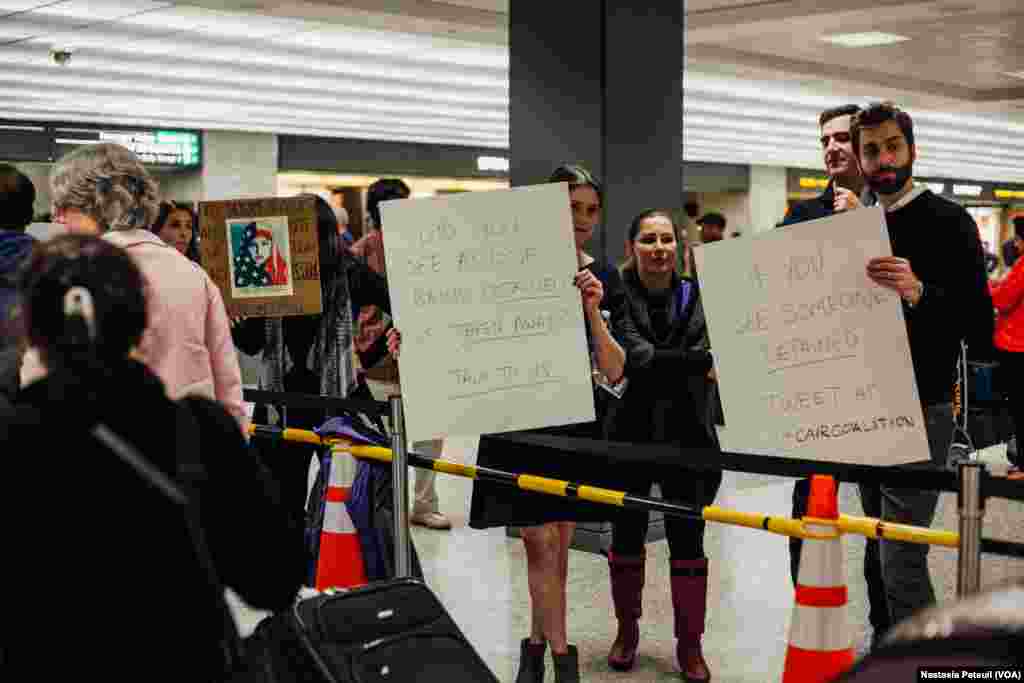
22 143 245 427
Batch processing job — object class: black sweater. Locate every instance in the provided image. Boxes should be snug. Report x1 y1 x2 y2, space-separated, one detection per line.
886 190 994 405
609 269 717 446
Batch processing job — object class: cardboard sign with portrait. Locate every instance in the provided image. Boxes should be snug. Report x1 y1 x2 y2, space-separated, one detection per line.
199 197 322 317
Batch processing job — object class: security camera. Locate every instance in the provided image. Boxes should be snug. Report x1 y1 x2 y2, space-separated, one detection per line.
50 48 73 66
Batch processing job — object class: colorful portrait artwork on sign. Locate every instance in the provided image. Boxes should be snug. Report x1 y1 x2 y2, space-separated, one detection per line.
228 216 294 299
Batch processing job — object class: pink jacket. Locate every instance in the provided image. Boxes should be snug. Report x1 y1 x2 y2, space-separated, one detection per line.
104 230 246 426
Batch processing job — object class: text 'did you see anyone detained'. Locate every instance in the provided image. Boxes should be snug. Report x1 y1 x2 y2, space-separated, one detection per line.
379 184 595 442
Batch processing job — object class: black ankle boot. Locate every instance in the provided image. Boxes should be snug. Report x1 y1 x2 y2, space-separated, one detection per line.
515 639 546 683
552 645 580 683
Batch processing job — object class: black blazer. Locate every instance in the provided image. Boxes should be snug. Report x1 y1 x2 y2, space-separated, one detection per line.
779 183 836 227
608 268 718 448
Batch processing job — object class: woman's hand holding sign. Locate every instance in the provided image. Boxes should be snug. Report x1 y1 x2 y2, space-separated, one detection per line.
574 268 605 315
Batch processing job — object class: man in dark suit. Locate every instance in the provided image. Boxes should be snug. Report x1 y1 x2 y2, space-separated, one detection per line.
778 104 890 651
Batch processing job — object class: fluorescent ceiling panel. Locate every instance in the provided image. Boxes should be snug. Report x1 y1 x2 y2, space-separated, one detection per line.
0 109 508 149
0 20 35 40
119 5 315 39
0 1 48 12
20 31 507 91
818 32 910 47
0 48 507 108
0 95 508 144
272 24 507 69
28 0 172 22
0 69 507 124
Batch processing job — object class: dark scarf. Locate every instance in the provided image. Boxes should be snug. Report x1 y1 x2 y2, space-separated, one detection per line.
263 261 355 400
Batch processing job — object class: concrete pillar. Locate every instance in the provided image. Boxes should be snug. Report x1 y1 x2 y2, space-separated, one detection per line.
202 130 278 200
510 0 684 267
153 130 278 205
747 164 789 234
509 1 684 553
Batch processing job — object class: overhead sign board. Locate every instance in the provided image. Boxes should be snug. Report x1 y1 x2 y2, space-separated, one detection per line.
53 127 202 168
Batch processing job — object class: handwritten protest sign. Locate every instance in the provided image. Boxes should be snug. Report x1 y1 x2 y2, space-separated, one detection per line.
380 183 595 443
693 206 929 465
199 197 322 317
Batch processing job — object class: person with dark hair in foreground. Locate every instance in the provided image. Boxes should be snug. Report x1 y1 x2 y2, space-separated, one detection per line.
0 163 36 402
2 235 301 680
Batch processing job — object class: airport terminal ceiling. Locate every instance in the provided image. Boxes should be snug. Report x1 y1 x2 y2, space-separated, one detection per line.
2 1 1024 181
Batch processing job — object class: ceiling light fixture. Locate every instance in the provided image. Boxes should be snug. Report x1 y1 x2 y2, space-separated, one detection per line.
819 32 910 47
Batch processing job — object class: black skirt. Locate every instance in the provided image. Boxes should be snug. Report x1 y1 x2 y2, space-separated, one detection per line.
468 419 622 529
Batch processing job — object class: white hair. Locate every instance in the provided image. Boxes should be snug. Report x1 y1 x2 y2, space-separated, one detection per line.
51 143 160 232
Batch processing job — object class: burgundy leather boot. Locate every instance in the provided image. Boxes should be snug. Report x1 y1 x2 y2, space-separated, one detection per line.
670 558 712 683
607 552 645 671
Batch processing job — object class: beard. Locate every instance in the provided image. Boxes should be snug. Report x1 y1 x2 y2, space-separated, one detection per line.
867 162 913 196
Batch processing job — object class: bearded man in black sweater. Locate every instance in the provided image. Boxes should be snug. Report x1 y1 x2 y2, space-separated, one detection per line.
851 102 994 628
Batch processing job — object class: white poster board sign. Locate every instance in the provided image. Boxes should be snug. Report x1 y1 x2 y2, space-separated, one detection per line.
693 206 929 465
380 183 595 443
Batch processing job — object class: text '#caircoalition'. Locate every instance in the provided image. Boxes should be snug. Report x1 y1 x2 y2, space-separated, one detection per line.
785 415 917 444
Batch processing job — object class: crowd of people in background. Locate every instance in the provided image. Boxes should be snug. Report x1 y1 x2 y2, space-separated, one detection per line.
0 98 1021 682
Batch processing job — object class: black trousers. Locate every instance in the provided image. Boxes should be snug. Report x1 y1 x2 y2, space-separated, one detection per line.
791 478 891 634
611 468 722 560
1000 350 1023 467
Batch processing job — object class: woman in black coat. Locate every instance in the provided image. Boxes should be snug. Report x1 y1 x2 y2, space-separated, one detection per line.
604 209 722 683
2 235 302 681
232 196 393 522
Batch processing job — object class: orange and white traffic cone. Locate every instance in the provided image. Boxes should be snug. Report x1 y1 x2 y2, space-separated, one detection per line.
315 452 368 591
782 475 855 683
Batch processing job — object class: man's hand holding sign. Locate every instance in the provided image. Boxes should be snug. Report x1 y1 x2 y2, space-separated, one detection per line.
694 206 930 466
867 257 924 307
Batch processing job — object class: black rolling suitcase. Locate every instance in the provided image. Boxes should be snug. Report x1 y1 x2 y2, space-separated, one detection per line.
245 578 498 683
239 407 497 683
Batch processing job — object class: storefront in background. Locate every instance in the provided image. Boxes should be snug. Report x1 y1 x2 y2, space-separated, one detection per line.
787 169 1024 275
278 136 510 241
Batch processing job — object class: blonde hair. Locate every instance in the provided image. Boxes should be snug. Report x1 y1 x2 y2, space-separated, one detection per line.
51 143 160 232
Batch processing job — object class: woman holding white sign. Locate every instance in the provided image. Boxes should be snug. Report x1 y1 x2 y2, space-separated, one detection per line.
603 209 722 683
389 165 627 683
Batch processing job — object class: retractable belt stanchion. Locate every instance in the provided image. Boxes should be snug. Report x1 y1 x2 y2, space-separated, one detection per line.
956 460 986 597
389 395 412 579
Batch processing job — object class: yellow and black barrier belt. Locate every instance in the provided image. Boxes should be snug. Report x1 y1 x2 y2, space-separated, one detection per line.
245 423 999 552
338 441 959 548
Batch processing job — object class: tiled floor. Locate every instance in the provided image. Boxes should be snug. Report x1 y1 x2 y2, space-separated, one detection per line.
229 442 1024 682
